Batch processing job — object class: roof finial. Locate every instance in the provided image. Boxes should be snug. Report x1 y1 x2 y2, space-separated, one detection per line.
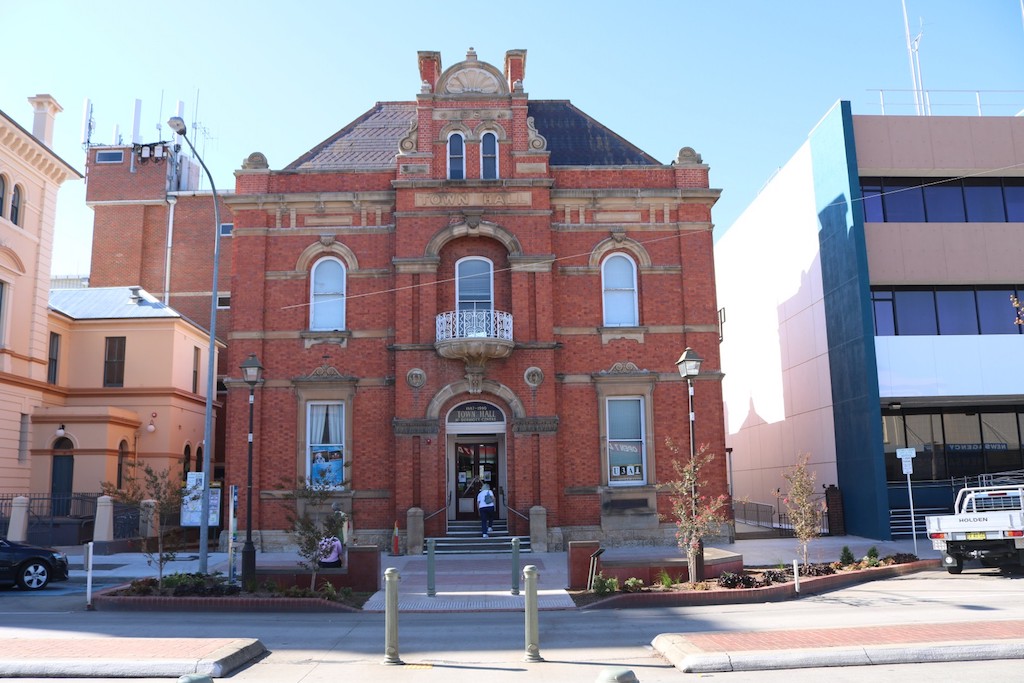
466 47 477 61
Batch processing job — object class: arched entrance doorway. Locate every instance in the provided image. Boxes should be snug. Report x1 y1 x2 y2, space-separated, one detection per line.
51 437 74 516
447 401 505 522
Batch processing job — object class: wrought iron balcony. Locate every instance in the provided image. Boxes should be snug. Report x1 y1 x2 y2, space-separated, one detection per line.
434 310 514 365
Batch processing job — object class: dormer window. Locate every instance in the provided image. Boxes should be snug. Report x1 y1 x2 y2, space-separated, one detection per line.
448 133 465 180
481 132 498 180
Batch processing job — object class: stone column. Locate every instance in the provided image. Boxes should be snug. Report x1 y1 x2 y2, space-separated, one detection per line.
7 496 29 542
406 507 424 555
93 496 114 542
529 505 548 552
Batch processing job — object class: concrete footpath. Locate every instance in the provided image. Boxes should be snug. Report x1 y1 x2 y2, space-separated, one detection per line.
3 534 1023 678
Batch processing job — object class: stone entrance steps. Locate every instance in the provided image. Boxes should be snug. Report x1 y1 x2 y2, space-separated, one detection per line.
427 519 532 554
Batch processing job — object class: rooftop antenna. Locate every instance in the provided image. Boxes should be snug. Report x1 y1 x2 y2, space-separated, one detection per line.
902 1 929 115
80 98 94 147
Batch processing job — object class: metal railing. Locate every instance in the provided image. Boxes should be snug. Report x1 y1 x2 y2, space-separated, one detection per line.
869 89 1024 117
435 309 513 341
0 492 101 519
733 500 776 528
777 511 830 537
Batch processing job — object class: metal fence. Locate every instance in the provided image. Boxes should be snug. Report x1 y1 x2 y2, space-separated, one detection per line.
733 500 776 528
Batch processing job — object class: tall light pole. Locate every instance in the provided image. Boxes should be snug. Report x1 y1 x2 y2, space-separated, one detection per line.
239 353 264 587
167 116 221 573
676 347 704 581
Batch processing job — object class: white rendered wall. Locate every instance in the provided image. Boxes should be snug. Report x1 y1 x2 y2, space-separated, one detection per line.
716 142 838 510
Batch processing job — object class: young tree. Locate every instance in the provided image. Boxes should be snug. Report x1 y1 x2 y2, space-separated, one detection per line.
282 474 348 591
102 462 200 590
780 452 822 566
659 438 730 584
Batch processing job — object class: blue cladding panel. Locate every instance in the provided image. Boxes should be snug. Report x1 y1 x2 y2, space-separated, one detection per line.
810 102 890 539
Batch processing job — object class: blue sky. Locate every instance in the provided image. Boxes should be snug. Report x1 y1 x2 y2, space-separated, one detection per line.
3 0 1023 276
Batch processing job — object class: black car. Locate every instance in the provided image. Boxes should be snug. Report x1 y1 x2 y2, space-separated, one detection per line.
0 537 70 590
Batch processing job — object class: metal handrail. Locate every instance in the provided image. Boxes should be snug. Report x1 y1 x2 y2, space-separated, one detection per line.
499 487 529 522
425 490 452 521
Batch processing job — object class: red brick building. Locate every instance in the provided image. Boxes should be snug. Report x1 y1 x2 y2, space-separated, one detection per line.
88 48 727 550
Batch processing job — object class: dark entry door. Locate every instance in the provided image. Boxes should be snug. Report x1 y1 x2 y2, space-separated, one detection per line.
51 455 74 516
455 442 498 520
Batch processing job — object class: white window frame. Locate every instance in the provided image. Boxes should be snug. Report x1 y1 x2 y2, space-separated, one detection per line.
480 131 499 180
606 396 647 486
310 256 346 331
216 294 231 309
447 132 465 180
601 253 639 326
307 400 345 489
95 150 125 164
219 222 234 237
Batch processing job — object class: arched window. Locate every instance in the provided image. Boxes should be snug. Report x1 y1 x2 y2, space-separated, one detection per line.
10 185 22 226
602 253 639 326
481 132 498 180
448 132 465 180
0 175 6 219
117 441 129 489
310 257 346 331
456 257 493 337
183 444 192 479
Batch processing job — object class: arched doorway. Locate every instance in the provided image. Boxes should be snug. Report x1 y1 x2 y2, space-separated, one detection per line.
51 437 74 516
447 401 506 521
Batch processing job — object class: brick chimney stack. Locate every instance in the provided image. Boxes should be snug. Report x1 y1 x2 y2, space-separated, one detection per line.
417 51 442 92
28 94 62 147
504 50 527 91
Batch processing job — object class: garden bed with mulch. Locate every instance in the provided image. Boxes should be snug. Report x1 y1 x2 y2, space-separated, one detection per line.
570 552 939 609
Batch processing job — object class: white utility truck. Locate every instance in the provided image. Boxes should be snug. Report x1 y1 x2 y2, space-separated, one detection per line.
926 485 1024 574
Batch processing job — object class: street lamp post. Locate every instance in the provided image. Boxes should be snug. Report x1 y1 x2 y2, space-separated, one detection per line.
676 347 705 582
240 353 264 588
167 116 222 574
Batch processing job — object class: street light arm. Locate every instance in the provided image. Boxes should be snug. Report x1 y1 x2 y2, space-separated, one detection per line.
173 125 223 575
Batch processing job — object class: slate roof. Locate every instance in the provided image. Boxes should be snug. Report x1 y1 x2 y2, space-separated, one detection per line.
49 287 182 320
284 100 661 171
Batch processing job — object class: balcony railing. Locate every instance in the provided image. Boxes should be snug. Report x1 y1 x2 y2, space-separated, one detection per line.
436 310 513 342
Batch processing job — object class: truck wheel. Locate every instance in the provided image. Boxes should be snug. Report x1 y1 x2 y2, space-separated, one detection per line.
944 555 963 575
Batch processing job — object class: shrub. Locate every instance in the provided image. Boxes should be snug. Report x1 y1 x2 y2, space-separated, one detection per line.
839 546 855 565
655 569 677 588
622 577 645 593
890 553 919 564
717 571 740 588
591 572 619 595
762 569 787 585
867 546 879 559
799 563 836 577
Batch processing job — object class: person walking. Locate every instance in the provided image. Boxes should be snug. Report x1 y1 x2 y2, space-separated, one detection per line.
477 483 496 537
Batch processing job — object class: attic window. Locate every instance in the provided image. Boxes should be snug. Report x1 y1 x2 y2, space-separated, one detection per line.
95 150 124 164
481 132 498 180
448 133 465 180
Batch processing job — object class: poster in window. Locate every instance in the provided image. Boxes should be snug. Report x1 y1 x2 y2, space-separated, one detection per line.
608 440 643 482
311 446 344 487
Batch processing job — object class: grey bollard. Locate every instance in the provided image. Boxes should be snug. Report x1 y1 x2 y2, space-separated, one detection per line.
427 538 436 597
383 567 403 665
510 537 520 595
523 564 543 662
595 668 639 683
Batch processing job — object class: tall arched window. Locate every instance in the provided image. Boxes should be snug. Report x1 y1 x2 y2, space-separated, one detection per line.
602 253 639 326
0 175 6 219
117 440 129 489
481 132 498 180
448 132 465 180
183 444 192 479
456 257 493 336
310 257 346 331
10 185 21 226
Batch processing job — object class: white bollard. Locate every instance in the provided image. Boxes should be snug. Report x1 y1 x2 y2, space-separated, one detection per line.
382 567 403 665
595 667 640 682
793 559 800 594
523 564 543 662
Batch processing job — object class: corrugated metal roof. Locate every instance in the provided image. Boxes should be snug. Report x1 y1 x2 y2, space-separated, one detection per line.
284 99 662 171
49 287 182 320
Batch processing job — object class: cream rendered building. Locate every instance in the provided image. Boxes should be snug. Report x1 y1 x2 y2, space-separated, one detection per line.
0 95 80 495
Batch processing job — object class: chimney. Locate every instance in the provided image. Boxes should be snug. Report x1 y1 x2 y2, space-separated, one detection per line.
28 94 62 147
417 51 442 92
128 286 142 303
504 50 527 91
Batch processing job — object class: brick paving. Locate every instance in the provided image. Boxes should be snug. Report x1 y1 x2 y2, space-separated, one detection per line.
678 619 1024 652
